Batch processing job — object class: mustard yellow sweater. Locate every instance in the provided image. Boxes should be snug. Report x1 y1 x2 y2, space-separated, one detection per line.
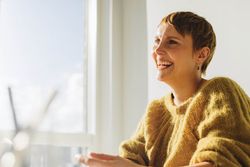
119 77 250 167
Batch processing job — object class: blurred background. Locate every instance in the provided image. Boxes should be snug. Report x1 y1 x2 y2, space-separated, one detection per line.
0 0 249 166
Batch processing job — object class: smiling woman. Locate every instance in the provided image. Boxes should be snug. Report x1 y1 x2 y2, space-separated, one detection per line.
78 11 250 167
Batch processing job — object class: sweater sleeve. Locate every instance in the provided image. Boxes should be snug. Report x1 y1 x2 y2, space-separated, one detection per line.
190 78 250 167
119 116 149 165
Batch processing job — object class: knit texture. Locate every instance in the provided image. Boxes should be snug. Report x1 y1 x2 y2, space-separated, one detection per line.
119 77 250 167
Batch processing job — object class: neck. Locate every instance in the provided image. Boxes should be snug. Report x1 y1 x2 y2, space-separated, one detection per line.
170 76 205 106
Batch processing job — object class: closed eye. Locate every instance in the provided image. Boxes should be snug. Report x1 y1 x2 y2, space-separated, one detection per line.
167 40 178 45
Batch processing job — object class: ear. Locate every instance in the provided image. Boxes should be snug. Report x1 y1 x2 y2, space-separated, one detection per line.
194 47 210 65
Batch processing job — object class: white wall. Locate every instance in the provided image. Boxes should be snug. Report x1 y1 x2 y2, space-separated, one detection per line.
146 0 250 99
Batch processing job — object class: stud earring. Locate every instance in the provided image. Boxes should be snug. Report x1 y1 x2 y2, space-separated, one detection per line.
197 65 200 71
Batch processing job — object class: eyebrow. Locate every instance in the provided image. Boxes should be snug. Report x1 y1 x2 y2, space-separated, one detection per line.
165 36 181 40
154 35 180 40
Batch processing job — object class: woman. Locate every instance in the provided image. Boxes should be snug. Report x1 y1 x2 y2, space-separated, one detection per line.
77 11 250 167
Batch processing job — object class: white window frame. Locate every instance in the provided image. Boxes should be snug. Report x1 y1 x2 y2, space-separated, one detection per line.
92 0 124 154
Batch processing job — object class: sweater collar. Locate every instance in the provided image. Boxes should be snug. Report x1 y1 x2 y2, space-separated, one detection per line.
164 93 193 115
163 77 216 115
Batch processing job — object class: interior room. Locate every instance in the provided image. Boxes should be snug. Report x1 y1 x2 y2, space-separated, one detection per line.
0 0 249 166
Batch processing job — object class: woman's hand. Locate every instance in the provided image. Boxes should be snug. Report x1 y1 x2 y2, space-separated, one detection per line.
75 152 144 167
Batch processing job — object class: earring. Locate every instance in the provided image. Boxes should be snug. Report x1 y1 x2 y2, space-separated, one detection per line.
197 65 200 71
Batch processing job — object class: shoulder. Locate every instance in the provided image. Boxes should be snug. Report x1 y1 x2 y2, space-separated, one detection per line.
146 97 166 112
195 76 249 114
204 76 239 89
199 76 250 117
144 96 172 126
200 76 248 97
145 97 168 118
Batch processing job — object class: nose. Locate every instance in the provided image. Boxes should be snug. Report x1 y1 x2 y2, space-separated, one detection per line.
154 42 166 56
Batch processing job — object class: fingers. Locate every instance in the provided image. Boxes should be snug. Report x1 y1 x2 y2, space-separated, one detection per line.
75 153 118 167
90 152 118 161
84 157 109 167
74 154 87 164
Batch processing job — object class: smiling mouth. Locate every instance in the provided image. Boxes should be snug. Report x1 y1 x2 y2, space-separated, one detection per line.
157 62 173 70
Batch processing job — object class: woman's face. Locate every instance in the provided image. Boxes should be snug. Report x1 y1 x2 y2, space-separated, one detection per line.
152 22 199 84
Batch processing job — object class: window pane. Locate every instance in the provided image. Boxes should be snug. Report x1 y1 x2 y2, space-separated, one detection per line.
0 0 87 133
29 145 88 167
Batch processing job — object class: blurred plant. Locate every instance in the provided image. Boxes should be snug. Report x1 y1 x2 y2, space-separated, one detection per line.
0 87 58 167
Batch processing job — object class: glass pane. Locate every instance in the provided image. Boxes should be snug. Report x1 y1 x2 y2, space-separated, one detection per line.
28 145 88 167
0 0 87 133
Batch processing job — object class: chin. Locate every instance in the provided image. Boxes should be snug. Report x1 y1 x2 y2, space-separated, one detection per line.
157 75 170 83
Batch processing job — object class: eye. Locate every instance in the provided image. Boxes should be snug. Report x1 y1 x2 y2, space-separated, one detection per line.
167 39 178 45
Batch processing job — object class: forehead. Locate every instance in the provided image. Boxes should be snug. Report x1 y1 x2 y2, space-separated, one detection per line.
156 23 184 39
156 23 193 44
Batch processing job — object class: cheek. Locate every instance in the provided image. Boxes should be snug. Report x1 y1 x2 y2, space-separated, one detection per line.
174 53 195 70
178 58 196 72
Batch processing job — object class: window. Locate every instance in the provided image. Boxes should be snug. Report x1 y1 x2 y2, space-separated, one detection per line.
0 0 95 166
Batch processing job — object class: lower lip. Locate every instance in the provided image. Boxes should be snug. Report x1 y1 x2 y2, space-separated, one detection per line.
157 65 173 70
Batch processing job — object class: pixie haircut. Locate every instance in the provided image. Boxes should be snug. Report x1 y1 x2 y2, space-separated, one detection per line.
161 11 216 75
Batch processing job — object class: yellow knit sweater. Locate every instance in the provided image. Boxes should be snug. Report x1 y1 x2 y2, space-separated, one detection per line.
119 77 250 167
